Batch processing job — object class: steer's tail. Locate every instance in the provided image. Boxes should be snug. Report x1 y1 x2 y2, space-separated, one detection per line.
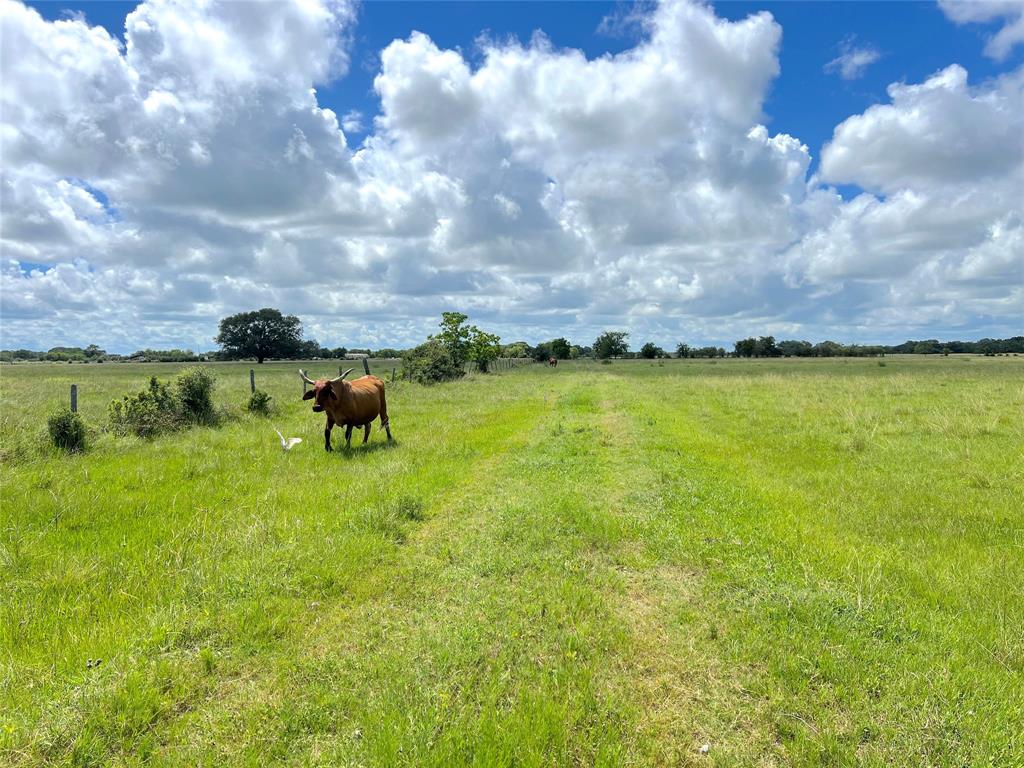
378 385 390 430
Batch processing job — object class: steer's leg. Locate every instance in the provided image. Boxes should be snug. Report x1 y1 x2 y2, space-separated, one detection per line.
344 424 353 449
325 416 334 452
363 423 371 444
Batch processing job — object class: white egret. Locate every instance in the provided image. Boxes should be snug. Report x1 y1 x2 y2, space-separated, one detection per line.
274 427 302 451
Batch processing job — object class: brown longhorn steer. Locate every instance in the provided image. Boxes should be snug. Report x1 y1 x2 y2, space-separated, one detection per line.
300 368 393 451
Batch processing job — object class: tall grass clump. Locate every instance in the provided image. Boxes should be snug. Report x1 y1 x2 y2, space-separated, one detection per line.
47 407 86 452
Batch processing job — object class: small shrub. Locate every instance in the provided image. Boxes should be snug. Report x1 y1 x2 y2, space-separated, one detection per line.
402 340 464 384
877 361 887 367
175 366 216 424
247 389 272 415
48 408 86 452
600 359 612 365
109 376 182 437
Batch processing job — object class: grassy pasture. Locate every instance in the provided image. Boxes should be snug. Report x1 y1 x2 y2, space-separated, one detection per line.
1 356 1022 766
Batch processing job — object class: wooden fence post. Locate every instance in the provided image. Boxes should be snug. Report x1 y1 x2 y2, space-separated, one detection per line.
362 358 371 376
391 367 396 383
70 384 77 413
250 368 255 393
339 365 343 376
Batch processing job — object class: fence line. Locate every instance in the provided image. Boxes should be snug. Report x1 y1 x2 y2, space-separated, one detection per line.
58 356 541 414
459 357 534 374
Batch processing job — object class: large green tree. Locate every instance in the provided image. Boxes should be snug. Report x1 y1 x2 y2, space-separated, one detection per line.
549 338 572 359
431 312 501 372
640 342 666 359
593 331 629 359
215 308 303 363
467 328 502 372
433 312 473 365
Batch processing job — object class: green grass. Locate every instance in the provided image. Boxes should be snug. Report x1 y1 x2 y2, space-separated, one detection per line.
1 356 1022 766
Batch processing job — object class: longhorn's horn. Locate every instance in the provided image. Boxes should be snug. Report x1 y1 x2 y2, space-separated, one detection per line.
299 369 316 385
330 368 354 383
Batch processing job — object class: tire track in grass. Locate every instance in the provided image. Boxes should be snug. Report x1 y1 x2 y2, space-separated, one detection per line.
257 370 772 767
580 381 782 767
608 376 856 765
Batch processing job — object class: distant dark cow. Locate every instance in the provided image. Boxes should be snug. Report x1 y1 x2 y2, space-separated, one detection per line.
300 368 392 450
548 357 558 367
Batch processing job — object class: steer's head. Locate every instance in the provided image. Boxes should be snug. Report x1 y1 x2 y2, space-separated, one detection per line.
299 368 353 412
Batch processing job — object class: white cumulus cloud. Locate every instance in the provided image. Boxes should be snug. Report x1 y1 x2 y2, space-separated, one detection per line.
786 65 1024 328
1 0 1021 352
939 0 1024 60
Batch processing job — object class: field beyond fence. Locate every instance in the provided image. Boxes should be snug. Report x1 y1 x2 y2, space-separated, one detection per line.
1 355 1022 765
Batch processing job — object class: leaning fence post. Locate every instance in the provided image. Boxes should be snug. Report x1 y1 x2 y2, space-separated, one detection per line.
250 368 255 393
362 358 371 376
391 367 396 383
339 365 343 376
70 384 78 413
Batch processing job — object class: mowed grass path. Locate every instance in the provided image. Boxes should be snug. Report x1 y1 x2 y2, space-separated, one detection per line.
1 357 1022 765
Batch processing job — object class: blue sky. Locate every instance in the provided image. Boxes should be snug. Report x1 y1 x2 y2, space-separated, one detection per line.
4 0 1022 352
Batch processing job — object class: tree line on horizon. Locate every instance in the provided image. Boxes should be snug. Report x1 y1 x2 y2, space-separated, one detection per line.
3 307 1022 363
